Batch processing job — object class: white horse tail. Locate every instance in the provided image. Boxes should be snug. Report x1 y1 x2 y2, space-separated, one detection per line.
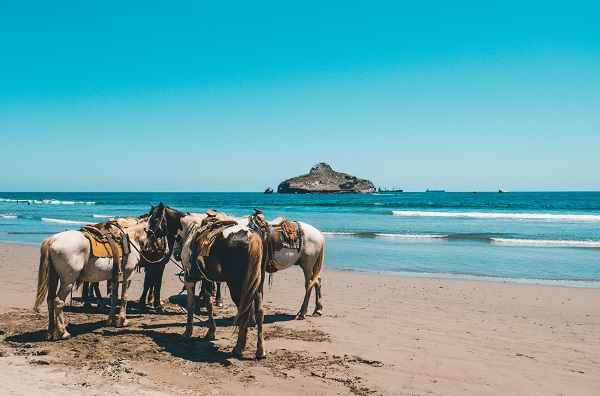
233 233 263 330
34 237 54 312
307 243 324 290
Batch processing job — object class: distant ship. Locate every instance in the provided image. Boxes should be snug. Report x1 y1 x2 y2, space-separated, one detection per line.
426 189 445 192
498 189 509 193
377 187 403 194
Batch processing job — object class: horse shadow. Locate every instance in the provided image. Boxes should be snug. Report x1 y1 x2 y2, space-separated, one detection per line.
100 327 234 365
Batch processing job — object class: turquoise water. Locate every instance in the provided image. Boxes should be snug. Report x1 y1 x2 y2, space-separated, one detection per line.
1 192 599 287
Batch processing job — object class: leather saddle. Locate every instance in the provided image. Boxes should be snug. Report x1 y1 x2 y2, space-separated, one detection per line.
81 219 135 283
249 209 302 273
186 211 238 282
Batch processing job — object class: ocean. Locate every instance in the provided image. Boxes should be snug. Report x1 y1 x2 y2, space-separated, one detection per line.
1 191 599 287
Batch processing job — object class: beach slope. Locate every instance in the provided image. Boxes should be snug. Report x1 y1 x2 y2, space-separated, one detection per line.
0 242 598 395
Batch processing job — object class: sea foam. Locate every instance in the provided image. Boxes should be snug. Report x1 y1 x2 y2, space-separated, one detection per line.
491 238 600 248
392 210 600 221
42 218 90 225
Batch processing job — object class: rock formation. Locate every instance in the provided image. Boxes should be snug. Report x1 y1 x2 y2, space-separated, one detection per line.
277 163 376 194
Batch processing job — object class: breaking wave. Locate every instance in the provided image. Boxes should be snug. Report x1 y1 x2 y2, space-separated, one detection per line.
323 231 600 249
41 218 90 225
491 238 600 248
0 198 97 205
391 210 600 221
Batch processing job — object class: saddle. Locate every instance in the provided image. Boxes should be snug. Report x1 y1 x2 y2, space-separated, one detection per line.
81 218 134 283
186 211 238 282
249 209 302 273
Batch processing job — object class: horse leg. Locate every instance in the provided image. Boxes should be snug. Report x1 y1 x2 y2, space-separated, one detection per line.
296 266 315 320
139 269 151 312
106 279 119 326
45 267 59 340
93 282 107 310
215 282 223 307
82 282 92 310
52 282 73 340
254 290 266 359
115 278 130 327
182 281 196 339
232 322 249 357
203 282 217 340
153 264 166 314
312 276 323 316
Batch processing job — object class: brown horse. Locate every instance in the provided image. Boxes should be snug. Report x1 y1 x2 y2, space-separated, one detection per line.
146 204 266 359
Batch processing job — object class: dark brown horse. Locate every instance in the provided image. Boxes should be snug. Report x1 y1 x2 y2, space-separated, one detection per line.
146 204 266 358
137 223 172 314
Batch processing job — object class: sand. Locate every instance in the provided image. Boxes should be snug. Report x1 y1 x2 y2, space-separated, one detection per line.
0 241 599 395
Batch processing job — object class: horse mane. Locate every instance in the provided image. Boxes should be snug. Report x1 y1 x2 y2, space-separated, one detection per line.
123 220 147 241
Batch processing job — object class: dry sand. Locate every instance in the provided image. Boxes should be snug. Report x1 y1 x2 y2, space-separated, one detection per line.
0 242 599 395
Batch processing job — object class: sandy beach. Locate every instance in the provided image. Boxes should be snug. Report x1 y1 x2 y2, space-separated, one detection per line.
0 241 599 395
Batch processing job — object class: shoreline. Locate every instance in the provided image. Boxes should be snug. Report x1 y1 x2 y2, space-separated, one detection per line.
1 242 599 394
1 240 599 289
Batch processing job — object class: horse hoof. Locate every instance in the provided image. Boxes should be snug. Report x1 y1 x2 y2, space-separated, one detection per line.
256 351 266 360
60 331 71 340
232 347 243 357
203 333 216 340
117 319 129 327
295 313 306 320
215 301 223 308
182 331 193 339
156 306 165 315
312 310 322 317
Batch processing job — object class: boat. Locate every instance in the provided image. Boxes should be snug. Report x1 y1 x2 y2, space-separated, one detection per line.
426 189 445 192
377 187 403 194
498 189 508 193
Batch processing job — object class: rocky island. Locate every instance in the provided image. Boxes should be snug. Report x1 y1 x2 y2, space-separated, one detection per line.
277 163 376 194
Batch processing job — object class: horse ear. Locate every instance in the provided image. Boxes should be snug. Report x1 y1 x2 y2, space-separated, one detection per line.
159 202 164 209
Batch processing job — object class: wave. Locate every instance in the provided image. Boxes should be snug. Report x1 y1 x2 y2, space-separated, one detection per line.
324 231 600 249
323 231 448 240
0 198 97 205
41 218 90 225
1 214 18 219
93 214 115 218
491 238 600 248
391 210 600 221
374 233 448 240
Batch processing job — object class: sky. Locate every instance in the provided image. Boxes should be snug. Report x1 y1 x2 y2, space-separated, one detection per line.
1 1 599 192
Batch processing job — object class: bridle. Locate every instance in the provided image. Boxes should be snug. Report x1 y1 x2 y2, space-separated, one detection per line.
141 209 172 264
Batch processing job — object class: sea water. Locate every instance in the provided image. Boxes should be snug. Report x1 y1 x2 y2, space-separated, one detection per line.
1 191 599 287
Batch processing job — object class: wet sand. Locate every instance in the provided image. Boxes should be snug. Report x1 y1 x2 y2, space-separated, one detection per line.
1 242 599 395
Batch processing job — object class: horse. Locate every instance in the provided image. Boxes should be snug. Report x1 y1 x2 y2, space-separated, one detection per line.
146 205 266 359
238 212 325 319
33 219 153 340
137 223 172 314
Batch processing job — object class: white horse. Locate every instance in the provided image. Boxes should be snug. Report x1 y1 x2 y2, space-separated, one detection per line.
34 220 149 340
238 213 325 319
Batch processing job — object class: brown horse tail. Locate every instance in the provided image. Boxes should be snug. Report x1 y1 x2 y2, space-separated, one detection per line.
34 237 54 312
307 243 324 290
232 233 263 330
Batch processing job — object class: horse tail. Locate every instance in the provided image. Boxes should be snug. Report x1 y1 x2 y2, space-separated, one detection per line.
34 237 55 312
232 233 263 330
307 243 324 290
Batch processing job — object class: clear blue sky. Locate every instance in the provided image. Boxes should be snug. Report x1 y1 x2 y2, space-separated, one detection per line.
1 1 598 192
